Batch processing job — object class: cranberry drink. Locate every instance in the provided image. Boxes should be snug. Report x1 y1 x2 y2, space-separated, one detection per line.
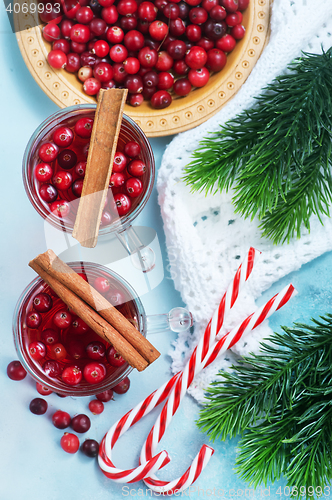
16 263 142 395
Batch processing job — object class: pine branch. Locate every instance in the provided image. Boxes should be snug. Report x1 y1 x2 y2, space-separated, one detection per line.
183 48 332 244
197 315 332 495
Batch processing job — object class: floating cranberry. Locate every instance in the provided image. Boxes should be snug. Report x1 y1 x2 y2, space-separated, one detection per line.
100 210 113 225
75 161 87 177
107 346 126 367
39 142 59 163
61 433 80 453
112 376 130 394
83 362 107 384
72 179 84 197
96 389 114 402
113 152 128 172
29 398 48 415
81 439 100 457
39 183 58 203
113 193 132 216
127 159 146 176
58 149 77 170
75 117 94 138
26 311 42 329
66 339 86 359
33 292 53 312
110 172 126 188
53 171 73 191
107 289 125 306
41 328 60 345
7 360 27 381
86 341 106 360
71 414 91 432
50 343 68 361
53 126 74 148
36 382 53 395
70 317 90 334
52 410 72 429
48 50 67 69
62 365 83 385
124 141 141 158
125 177 143 197
44 360 62 378
53 309 72 329
35 163 53 182
29 341 47 361
94 277 111 293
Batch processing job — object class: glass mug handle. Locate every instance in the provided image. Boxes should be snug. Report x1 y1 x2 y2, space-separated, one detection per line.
116 224 155 273
145 307 193 334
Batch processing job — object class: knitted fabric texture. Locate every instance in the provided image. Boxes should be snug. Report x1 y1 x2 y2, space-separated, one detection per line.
157 0 332 404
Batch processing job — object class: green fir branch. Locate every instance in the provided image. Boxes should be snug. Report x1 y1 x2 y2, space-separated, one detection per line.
183 48 332 244
197 315 332 496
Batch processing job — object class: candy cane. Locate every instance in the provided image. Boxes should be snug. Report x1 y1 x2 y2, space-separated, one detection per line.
98 248 259 482
141 283 297 494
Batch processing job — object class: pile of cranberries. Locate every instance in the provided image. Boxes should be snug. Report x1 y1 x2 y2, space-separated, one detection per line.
22 272 137 390
42 0 249 108
7 359 130 455
33 114 147 224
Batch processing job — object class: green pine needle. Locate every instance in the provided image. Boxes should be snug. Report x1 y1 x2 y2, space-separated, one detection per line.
197 315 332 497
183 48 332 244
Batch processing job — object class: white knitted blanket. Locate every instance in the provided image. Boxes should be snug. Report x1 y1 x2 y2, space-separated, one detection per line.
157 0 332 403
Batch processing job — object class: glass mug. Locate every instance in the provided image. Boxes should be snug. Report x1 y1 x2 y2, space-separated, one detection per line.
13 262 193 397
22 104 156 271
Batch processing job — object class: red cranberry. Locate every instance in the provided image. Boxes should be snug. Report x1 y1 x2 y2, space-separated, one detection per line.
41 328 60 345
70 317 90 334
188 66 210 87
106 346 126 367
151 89 172 108
204 19 227 39
178 1 190 18
96 389 114 402
225 12 241 25
29 341 47 361
53 126 74 148
210 5 227 20
120 14 138 31
128 159 146 176
221 0 238 12
53 39 71 55
58 149 77 170
110 44 128 63
26 311 42 329
83 77 101 95
106 289 125 306
29 398 48 415
201 0 218 11
123 57 140 75
61 433 80 453
157 71 174 90
53 171 73 191
124 141 141 158
49 343 68 361
169 18 186 37
52 410 71 429
206 48 227 71
138 47 158 68
72 179 84 197
230 24 246 39
173 77 192 96
186 24 202 42
44 359 63 378
113 152 128 172
107 26 124 44
39 183 58 203
62 365 83 385
93 62 113 82
7 360 27 381
33 292 53 312
142 85 157 100
110 172 126 188
138 1 158 21
83 362 107 384
60 19 74 39
53 309 72 329
101 5 118 23
80 51 99 67
81 439 100 457
189 7 208 24
124 30 145 51
50 200 71 218
125 74 143 93
66 339 86 360
89 17 107 37
93 277 110 293
93 40 109 58
137 19 150 34
112 376 130 394
173 59 190 75
117 0 137 15
70 24 91 44
99 0 115 6
86 341 106 360
155 51 173 72
113 193 131 216
35 163 53 182
39 142 59 162
197 37 214 51
215 34 235 52
66 52 81 72
43 23 61 42
89 399 104 414
40 3 62 23
113 63 128 83
48 50 67 69
155 0 167 8
238 0 249 9
75 117 94 138
149 20 168 41
167 40 186 60
36 382 53 395
163 2 180 19
100 210 113 225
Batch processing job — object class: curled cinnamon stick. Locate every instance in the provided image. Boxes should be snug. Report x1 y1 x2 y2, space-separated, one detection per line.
31 249 160 364
72 88 128 248
29 260 148 372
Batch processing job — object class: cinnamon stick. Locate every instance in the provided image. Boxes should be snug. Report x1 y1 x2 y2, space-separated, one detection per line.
31 249 160 364
29 260 148 372
72 88 128 248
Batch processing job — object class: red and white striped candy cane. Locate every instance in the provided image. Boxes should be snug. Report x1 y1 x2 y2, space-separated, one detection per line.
141 283 297 494
98 247 259 483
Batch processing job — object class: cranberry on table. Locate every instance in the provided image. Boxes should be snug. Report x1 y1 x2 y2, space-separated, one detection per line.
86 341 106 360
112 376 130 394
39 142 59 163
39 183 58 203
36 382 53 395
61 433 80 453
53 126 74 148
89 399 104 414
81 439 100 457
113 193 132 216
62 365 83 385
107 346 126 367
58 149 77 170
74 117 94 138
52 410 72 429
96 389 114 402
7 360 27 381
47 50 67 69
29 398 48 415
35 163 53 183
29 341 47 361
41 328 60 345
83 362 107 384
33 292 53 312
26 311 42 329
71 413 91 433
